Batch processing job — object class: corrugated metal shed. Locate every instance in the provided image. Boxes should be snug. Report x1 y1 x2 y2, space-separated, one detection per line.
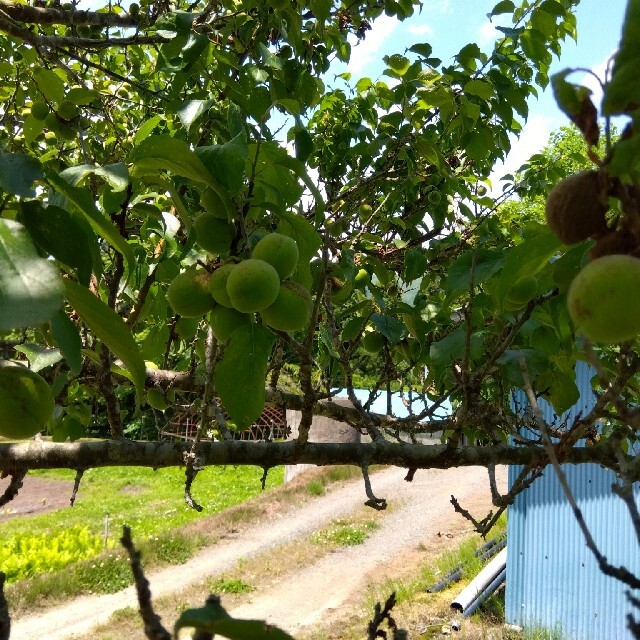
506 361 640 639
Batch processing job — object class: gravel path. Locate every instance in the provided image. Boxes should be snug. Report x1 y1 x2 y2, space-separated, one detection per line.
9 465 506 640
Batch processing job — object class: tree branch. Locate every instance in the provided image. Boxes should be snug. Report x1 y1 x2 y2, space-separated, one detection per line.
0 439 626 473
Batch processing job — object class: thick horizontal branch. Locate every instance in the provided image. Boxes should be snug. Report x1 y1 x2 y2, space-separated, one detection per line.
0 0 141 28
0 439 627 476
0 14 168 50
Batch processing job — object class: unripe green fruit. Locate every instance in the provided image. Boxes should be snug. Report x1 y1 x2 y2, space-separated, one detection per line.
193 213 234 255
260 282 312 332
226 259 280 313
567 255 640 344
505 275 538 308
58 100 79 121
0 366 54 439
330 276 353 304
129 2 140 13
57 125 76 141
251 233 299 280
354 268 370 289
147 388 169 411
210 305 251 342
44 112 62 133
362 331 385 353
200 187 229 220
209 264 236 308
358 203 373 224
167 269 215 318
30 101 50 121
428 190 441 205
76 24 92 38
176 316 199 340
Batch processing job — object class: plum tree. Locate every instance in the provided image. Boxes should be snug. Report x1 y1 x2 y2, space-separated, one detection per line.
0 0 640 635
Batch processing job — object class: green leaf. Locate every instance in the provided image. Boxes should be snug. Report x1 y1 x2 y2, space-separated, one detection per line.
0 219 64 331
63 279 146 398
489 0 515 16
50 310 83 375
447 249 504 293
14 343 63 373
403 248 428 283
66 87 100 105
175 598 294 640
496 227 561 305
430 327 485 369
0 152 43 197
33 68 65 105
385 54 411 75
134 116 163 145
294 126 314 163
46 172 135 274
497 349 548 387
603 0 640 115
342 316 368 342
215 324 276 429
61 163 130 192
177 99 215 132
547 370 580 414
371 313 405 344
19 201 95 284
52 416 85 443
129 134 214 184
196 133 248 194
463 80 495 101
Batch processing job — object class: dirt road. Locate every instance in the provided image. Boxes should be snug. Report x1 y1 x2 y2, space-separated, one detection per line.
8 465 507 639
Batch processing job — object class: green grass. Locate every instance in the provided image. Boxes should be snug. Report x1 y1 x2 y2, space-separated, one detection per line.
310 518 380 547
207 576 254 594
1 465 283 583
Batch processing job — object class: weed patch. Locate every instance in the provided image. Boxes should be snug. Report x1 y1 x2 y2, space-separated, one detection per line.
311 519 379 547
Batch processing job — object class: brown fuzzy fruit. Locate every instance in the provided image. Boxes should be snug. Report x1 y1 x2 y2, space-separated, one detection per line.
545 170 609 244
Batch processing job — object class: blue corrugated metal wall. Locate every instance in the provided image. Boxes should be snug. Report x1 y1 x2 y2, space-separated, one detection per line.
506 362 640 639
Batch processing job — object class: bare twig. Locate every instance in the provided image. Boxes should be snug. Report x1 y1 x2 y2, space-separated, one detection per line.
70 468 85 507
120 526 171 640
361 464 387 511
0 467 27 508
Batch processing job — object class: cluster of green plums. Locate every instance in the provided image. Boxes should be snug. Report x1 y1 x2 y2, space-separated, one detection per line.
167 228 312 341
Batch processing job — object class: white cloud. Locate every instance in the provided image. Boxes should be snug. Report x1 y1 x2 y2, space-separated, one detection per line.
478 20 499 46
407 22 434 37
489 114 555 192
580 49 616 112
347 15 398 76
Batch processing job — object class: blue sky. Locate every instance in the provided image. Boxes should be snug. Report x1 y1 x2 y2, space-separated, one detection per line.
335 0 628 180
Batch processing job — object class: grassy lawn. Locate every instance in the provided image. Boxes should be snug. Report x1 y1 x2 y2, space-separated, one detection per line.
1 465 283 584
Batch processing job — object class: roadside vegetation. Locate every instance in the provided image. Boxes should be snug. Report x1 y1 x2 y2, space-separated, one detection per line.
3 465 362 617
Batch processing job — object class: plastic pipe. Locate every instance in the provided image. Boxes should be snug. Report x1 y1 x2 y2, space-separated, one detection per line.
462 567 506 618
450 547 507 612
